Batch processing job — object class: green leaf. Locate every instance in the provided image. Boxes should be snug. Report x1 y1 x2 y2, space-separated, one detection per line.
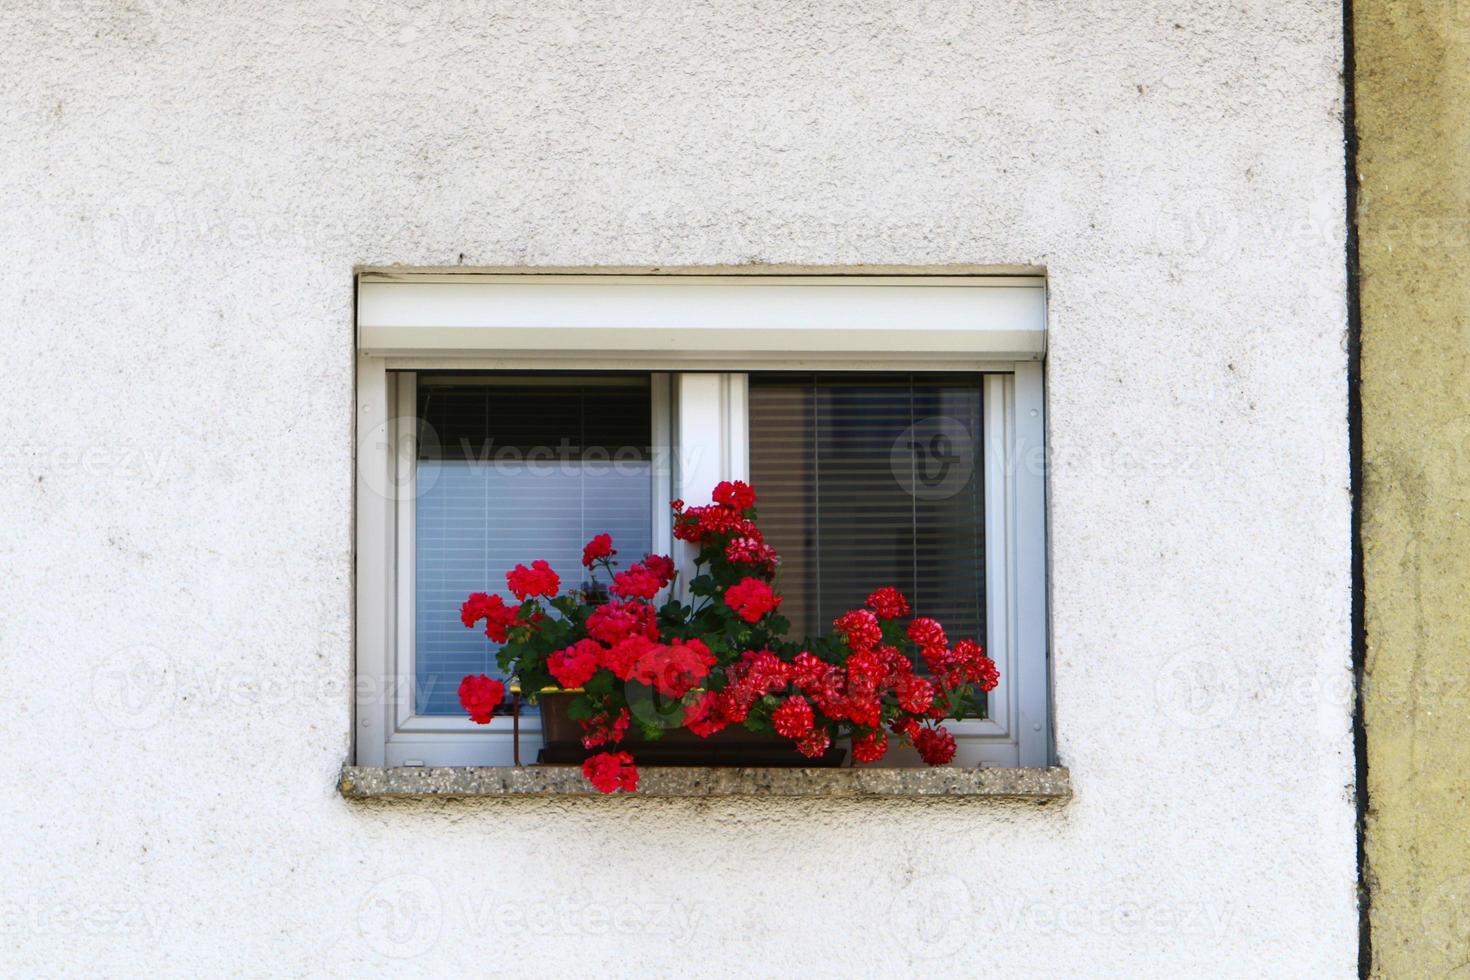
566 695 596 721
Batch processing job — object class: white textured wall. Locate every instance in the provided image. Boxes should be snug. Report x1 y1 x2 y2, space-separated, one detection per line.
0 1 1355 976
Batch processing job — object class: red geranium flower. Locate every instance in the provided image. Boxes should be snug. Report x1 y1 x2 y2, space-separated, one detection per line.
833 608 883 654
581 533 615 568
547 638 602 689
853 730 888 763
843 693 883 728
460 592 521 643
640 553 676 587
674 504 745 543
724 577 782 623
582 751 639 793
951 638 1000 691
891 716 922 741
586 600 659 645
457 674 505 724
895 673 936 714
846 648 886 689
878 645 913 683
773 695 815 738
725 536 779 571
730 650 790 695
865 586 911 620
922 644 955 676
684 690 731 737
913 725 957 765
633 638 715 698
906 617 948 652
600 633 657 681
973 656 1000 692
795 728 831 759
712 479 757 511
580 707 631 749
790 651 829 690
506 560 560 600
805 668 848 719
611 564 663 600
718 683 757 723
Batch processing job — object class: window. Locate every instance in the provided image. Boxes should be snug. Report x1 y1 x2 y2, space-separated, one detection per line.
356 274 1049 768
748 373 987 646
413 375 656 714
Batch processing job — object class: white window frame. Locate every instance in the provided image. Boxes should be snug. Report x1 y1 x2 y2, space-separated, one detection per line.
355 273 1050 768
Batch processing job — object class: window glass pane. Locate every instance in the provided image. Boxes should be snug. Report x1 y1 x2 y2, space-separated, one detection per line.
748 373 985 651
413 375 653 715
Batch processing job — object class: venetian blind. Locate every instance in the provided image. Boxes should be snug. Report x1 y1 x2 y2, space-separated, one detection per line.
747 373 986 647
413 375 652 715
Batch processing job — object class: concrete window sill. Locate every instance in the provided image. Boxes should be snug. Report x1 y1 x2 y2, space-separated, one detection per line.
338 764 1071 802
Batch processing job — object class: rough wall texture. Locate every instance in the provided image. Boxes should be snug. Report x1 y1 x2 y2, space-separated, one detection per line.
0 1 1354 975
1355 2 1470 976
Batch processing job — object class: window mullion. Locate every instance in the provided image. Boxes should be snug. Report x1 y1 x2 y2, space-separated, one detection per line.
671 372 749 592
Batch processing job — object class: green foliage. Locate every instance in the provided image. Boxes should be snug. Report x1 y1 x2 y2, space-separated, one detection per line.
456 487 995 761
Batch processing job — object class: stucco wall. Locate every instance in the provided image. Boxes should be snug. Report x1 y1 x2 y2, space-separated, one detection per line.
0 2 1355 975
1355 2 1470 976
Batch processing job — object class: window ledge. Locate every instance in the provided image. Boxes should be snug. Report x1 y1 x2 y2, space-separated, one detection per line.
338 764 1071 802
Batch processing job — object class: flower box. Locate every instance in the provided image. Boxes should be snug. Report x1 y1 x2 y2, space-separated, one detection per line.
457 480 1000 792
532 691 847 767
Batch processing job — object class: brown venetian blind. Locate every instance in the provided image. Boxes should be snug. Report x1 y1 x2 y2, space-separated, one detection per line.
748 373 986 646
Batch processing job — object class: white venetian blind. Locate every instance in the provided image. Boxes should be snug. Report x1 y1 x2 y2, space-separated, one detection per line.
413 375 653 715
747 373 986 646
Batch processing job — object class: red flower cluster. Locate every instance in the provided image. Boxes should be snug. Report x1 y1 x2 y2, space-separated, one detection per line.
587 600 659 646
581 533 615 567
672 481 761 544
458 487 998 793
866 586 911 620
640 553 676 585
833 608 883 653
548 638 602 689
610 565 662 600
725 536 779 572
582 751 639 793
581 707 631 749
461 592 521 643
712 479 758 510
724 577 782 623
681 650 791 736
772 696 814 737
913 725 957 765
506 560 560 600
683 690 733 737
632 638 715 698
853 730 888 763
601 633 657 680
457 674 505 724
609 553 676 600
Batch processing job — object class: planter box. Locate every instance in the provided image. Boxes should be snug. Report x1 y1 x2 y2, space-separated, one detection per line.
531 692 848 767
